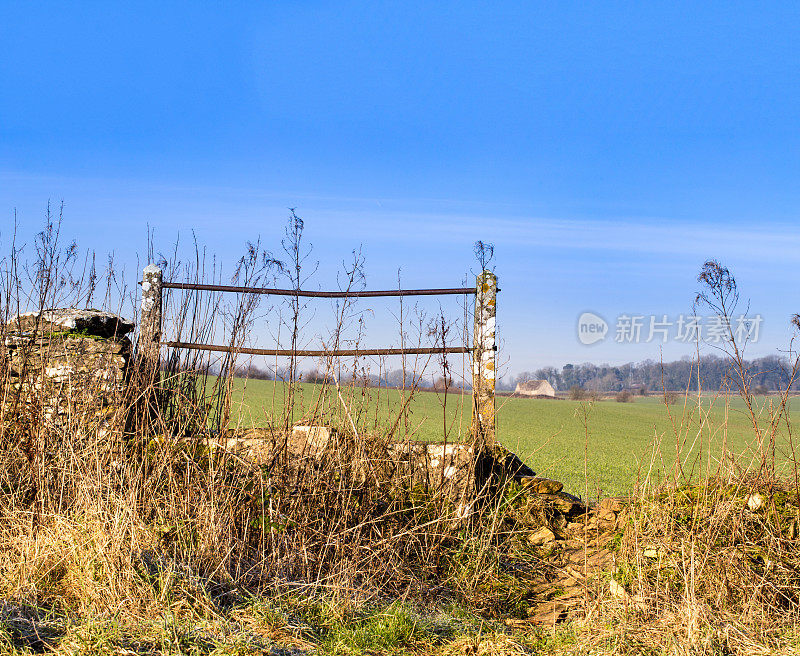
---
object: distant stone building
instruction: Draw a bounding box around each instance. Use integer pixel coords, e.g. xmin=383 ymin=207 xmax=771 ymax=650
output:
xmin=515 ymin=379 xmax=556 ymax=398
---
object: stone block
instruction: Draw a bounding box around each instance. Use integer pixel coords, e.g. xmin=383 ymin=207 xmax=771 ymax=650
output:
xmin=520 ymin=476 xmax=563 ymax=494
xmin=7 ymin=308 xmax=134 ymax=338
xmin=291 ymin=425 xmax=335 ymax=451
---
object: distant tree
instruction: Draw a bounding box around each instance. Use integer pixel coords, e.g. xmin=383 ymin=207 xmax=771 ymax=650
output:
xmin=663 ymin=391 xmax=679 ymax=405
xmin=508 ymin=354 xmax=794 ymax=395
xmin=569 ymin=385 xmax=586 ymax=400
xmin=304 ymin=368 xmax=326 ymax=384
xmin=235 ymin=363 xmax=273 ymax=380
xmin=561 ymin=363 xmax=576 ymax=389
xmin=432 ymin=375 xmax=453 ymax=392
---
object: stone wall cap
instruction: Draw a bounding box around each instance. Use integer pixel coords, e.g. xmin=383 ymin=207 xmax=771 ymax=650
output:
xmin=6 ymin=308 xmax=134 ymax=338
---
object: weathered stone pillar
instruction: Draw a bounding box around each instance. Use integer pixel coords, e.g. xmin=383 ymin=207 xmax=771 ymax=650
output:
xmin=139 ymin=264 xmax=163 ymax=380
xmin=2 ymin=309 xmax=134 ymax=429
xmin=472 ymin=270 xmax=497 ymax=447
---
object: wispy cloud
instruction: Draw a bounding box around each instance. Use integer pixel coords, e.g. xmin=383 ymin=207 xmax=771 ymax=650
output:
xmin=310 ymin=209 xmax=800 ymax=263
xmin=5 ymin=169 xmax=798 ymax=264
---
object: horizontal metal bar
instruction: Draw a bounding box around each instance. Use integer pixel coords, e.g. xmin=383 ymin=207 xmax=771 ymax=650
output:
xmin=163 ymin=341 xmax=472 ymax=357
xmin=161 ymin=282 xmax=476 ymax=298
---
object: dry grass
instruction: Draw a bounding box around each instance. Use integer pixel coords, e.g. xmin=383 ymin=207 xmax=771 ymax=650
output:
xmin=0 ymin=219 xmax=799 ymax=654
xmin=0 ymin=215 xmax=522 ymax=653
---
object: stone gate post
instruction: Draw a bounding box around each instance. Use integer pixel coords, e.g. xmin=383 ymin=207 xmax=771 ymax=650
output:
xmin=139 ymin=264 xmax=163 ymax=380
xmin=472 ymin=270 xmax=497 ymax=447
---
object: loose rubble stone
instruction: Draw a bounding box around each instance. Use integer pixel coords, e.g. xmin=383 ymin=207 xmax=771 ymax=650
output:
xmin=539 ymin=492 xmax=582 ymax=515
xmin=599 ymin=497 xmax=626 ymax=513
xmin=596 ymin=508 xmax=617 ymax=522
xmin=520 ymin=476 xmax=563 ymax=494
xmin=747 ymin=493 xmax=765 ymax=512
xmin=528 ymin=601 xmax=569 ymax=625
xmin=609 ymin=579 xmax=627 ymax=599
xmin=521 ymin=492 xmax=634 ymax=627
xmin=528 ymin=526 xmax=556 ymax=546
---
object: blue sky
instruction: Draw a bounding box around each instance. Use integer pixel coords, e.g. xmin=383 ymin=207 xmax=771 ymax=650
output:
xmin=2 ymin=2 xmax=799 ymax=376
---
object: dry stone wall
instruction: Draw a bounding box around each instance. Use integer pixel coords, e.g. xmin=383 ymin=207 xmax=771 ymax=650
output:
xmin=1 ymin=308 xmax=571 ymax=522
xmin=205 ymin=424 xmax=562 ymax=511
xmin=2 ymin=309 xmax=134 ymax=428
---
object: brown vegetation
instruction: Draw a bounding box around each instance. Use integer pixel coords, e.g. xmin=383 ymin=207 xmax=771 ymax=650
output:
xmin=0 ymin=217 xmax=798 ymax=654
xmin=614 ymin=390 xmax=633 ymax=403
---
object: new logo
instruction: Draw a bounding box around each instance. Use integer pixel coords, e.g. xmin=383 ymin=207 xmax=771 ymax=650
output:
xmin=577 ymin=312 xmax=608 ymax=345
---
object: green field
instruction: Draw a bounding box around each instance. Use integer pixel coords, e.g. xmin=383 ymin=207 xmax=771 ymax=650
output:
xmin=226 ymin=378 xmax=799 ymax=496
